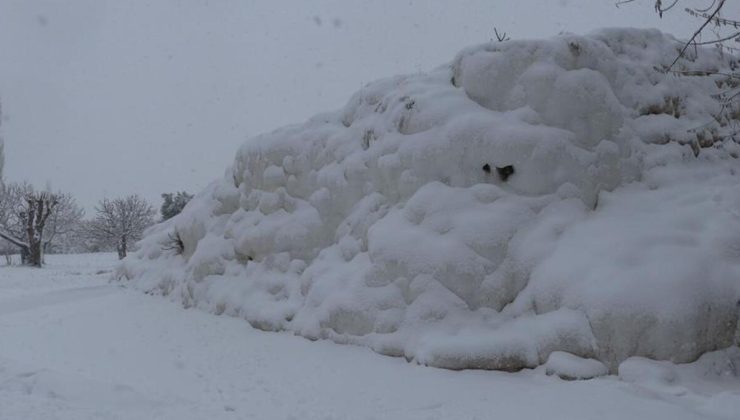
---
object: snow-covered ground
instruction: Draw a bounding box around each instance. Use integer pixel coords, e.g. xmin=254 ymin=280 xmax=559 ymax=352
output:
xmin=0 ymin=253 xmax=738 ymax=419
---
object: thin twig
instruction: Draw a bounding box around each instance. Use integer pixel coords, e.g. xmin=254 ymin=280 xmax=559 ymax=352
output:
xmin=668 ymin=0 xmax=726 ymax=71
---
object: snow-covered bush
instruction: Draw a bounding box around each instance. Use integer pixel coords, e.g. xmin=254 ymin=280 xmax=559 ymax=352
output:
xmin=118 ymin=29 xmax=740 ymax=372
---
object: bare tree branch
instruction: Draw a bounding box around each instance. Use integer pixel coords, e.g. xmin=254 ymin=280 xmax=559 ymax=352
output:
xmin=668 ymin=0 xmax=726 ymax=71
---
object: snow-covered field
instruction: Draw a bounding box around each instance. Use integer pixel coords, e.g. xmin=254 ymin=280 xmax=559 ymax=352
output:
xmin=0 ymin=253 xmax=738 ymax=419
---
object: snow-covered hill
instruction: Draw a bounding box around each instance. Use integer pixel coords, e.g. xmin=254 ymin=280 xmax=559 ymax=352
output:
xmin=119 ymin=28 xmax=740 ymax=372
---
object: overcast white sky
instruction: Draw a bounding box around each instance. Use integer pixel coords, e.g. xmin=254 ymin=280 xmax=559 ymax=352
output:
xmin=1 ymin=0 xmax=735 ymax=211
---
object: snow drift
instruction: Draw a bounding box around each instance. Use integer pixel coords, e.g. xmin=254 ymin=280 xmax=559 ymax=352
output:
xmin=119 ymin=28 xmax=740 ymax=371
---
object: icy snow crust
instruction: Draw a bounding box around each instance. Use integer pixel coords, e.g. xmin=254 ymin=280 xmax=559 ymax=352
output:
xmin=120 ymin=29 xmax=740 ymax=371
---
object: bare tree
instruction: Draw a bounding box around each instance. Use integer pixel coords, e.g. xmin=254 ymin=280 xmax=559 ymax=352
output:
xmin=87 ymin=195 xmax=156 ymax=259
xmin=71 ymin=219 xmax=113 ymax=253
xmin=0 ymin=182 xmax=59 ymax=267
xmin=42 ymin=193 xmax=84 ymax=254
xmin=0 ymin=183 xmax=84 ymax=265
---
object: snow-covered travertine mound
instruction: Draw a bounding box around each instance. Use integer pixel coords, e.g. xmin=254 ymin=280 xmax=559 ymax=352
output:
xmin=119 ymin=29 xmax=740 ymax=371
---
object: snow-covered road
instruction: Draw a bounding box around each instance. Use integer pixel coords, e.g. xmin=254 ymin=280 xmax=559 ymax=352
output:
xmin=0 ymin=254 xmax=738 ymax=420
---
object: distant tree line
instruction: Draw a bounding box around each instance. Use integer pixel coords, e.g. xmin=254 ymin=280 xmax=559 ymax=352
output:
xmin=0 ymin=185 xmax=191 ymax=267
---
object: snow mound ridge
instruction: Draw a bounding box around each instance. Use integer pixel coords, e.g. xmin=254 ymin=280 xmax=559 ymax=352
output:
xmin=119 ymin=28 xmax=740 ymax=372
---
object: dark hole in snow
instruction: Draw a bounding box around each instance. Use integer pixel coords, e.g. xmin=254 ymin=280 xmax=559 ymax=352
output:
xmin=482 ymin=163 xmax=491 ymax=174
xmin=569 ymin=41 xmax=581 ymax=56
xmin=497 ymin=165 xmax=515 ymax=181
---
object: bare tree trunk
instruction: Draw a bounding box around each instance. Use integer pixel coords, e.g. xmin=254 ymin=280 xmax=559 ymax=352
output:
xmin=42 ymin=242 xmax=50 ymax=264
xmin=27 ymin=236 xmax=43 ymax=267
xmin=117 ymin=235 xmax=127 ymax=260
xmin=23 ymin=194 xmax=57 ymax=267
xmin=20 ymin=246 xmax=29 ymax=265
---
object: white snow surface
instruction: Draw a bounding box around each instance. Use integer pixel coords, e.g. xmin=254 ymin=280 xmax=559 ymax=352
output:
xmin=545 ymin=351 xmax=608 ymax=380
xmin=119 ymin=29 xmax=740 ymax=371
xmin=2 ymin=254 xmax=740 ymax=419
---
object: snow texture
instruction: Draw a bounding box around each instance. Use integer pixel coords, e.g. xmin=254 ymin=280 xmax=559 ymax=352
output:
xmin=3 ymin=254 xmax=739 ymax=419
xmin=545 ymin=351 xmax=608 ymax=380
xmin=119 ymin=29 xmax=740 ymax=372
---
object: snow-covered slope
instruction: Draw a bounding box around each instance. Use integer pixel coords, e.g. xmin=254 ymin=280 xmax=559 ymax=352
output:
xmin=119 ymin=28 xmax=740 ymax=371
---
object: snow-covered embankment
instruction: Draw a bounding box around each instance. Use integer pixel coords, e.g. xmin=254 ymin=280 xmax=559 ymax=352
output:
xmin=119 ymin=28 xmax=740 ymax=372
